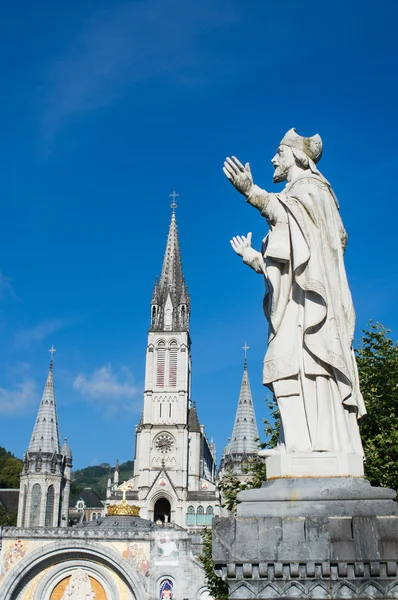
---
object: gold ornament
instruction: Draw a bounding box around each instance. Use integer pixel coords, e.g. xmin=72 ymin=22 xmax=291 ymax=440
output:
xmin=107 ymin=500 xmax=140 ymax=517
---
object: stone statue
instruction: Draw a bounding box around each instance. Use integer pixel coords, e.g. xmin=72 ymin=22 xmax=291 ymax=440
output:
xmin=224 ymin=128 xmax=366 ymax=457
xmin=60 ymin=569 xmax=96 ymax=599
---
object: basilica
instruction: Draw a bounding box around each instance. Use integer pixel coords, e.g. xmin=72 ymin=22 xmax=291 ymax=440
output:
xmin=0 ymin=204 xmax=259 ymax=600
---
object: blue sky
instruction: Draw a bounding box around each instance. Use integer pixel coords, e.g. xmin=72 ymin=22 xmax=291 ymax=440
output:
xmin=0 ymin=0 xmax=397 ymax=470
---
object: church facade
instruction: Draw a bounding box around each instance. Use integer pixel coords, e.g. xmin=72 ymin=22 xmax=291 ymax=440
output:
xmin=114 ymin=209 xmax=220 ymax=529
xmin=0 ymin=205 xmax=259 ymax=599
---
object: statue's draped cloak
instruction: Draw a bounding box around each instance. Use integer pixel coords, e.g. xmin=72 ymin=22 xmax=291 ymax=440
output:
xmin=252 ymin=174 xmax=365 ymax=436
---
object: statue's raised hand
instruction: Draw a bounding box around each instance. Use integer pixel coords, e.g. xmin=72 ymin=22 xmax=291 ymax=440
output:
xmin=223 ymin=156 xmax=253 ymax=197
xmin=230 ymin=233 xmax=253 ymax=257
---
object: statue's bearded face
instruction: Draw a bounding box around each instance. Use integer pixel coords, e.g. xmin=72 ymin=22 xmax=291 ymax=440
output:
xmin=271 ymin=145 xmax=295 ymax=183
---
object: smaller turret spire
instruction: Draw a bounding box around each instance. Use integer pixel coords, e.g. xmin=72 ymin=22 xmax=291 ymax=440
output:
xmin=228 ymin=354 xmax=259 ymax=454
xmin=219 ymin=350 xmax=259 ymax=479
xmin=28 ymin=352 xmax=60 ymax=454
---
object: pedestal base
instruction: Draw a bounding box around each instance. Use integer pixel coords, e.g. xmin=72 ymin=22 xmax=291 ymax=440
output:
xmin=237 ymin=476 xmax=397 ymax=517
xmin=266 ymin=451 xmax=364 ymax=479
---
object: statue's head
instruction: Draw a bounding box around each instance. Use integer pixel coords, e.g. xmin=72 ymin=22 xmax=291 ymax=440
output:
xmin=271 ymin=128 xmax=323 ymax=183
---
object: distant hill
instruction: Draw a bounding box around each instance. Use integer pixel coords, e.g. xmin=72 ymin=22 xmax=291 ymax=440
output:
xmin=71 ymin=461 xmax=134 ymax=500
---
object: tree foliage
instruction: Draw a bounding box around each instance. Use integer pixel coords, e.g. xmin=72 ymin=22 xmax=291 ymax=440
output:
xmin=218 ymin=457 xmax=267 ymax=513
xmin=71 ymin=460 xmax=134 ymax=499
xmin=356 ymin=322 xmax=398 ymax=491
xmin=0 ymin=447 xmax=23 ymax=489
xmin=199 ymin=528 xmax=229 ymax=600
xmin=218 ymin=396 xmax=279 ymax=514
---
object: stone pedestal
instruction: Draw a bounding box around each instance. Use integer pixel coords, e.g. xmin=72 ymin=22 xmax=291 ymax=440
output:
xmin=264 ymin=452 xmax=364 ymax=479
xmin=213 ymin=454 xmax=398 ymax=599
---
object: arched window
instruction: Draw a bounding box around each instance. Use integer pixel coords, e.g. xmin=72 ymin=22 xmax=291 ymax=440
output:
xmin=205 ymin=506 xmax=214 ymax=525
xmin=45 ymin=485 xmax=55 ymax=526
xmin=92 ymin=512 xmax=97 ymax=520
xmin=30 ymin=483 xmax=42 ymax=526
xmin=160 ymin=579 xmax=173 ymax=600
xmin=196 ymin=505 xmax=205 ymax=526
xmin=186 ymin=505 xmax=195 ymax=526
xmin=157 ymin=341 xmax=166 ymax=387
xmin=168 ymin=341 xmax=178 ymax=387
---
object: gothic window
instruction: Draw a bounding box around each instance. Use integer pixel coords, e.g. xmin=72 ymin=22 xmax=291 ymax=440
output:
xmin=30 ymin=483 xmax=42 ymax=526
xmin=168 ymin=341 xmax=178 ymax=387
xmin=156 ymin=341 xmax=166 ymax=387
xmin=196 ymin=505 xmax=205 ymax=526
xmin=205 ymin=506 xmax=214 ymax=525
xmin=186 ymin=505 xmax=195 ymax=526
xmin=160 ymin=579 xmax=173 ymax=600
xmin=45 ymin=485 xmax=55 ymax=527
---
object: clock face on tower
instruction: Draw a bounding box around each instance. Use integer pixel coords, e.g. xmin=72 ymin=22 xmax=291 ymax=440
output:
xmin=155 ymin=433 xmax=174 ymax=454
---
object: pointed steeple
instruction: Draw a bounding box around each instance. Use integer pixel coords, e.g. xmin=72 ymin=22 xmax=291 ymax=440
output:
xmin=150 ymin=204 xmax=190 ymax=331
xmin=28 ymin=358 xmax=60 ymax=454
xmin=18 ymin=352 xmax=72 ymax=528
xmin=228 ymin=359 xmax=259 ymax=455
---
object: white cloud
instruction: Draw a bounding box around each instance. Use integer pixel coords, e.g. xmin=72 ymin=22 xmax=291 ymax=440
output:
xmin=0 ymin=379 xmax=38 ymax=415
xmin=73 ymin=365 xmax=140 ymax=413
xmin=14 ymin=317 xmax=75 ymax=349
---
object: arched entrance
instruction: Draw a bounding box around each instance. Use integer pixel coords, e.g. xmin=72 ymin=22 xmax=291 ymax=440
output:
xmin=154 ymin=497 xmax=171 ymax=523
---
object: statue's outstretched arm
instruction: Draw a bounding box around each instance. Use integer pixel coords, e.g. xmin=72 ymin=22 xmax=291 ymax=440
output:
xmin=230 ymin=233 xmax=265 ymax=275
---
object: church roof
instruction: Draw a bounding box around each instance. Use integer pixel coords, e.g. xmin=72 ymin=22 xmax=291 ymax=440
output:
xmin=70 ymin=488 xmax=104 ymax=508
xmin=151 ymin=210 xmax=190 ymax=331
xmin=27 ymin=359 xmax=61 ymax=455
xmin=188 ymin=404 xmax=201 ymax=433
xmin=225 ymin=359 xmax=259 ymax=455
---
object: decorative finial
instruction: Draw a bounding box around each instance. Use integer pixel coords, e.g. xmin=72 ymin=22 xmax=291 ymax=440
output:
xmin=169 ymin=190 xmax=179 ymax=213
xmin=49 ymin=345 xmax=56 ymax=369
xmin=242 ymin=342 xmax=249 ymax=366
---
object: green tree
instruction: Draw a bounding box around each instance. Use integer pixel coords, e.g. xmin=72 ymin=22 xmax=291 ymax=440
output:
xmin=0 ymin=455 xmax=23 ymax=489
xmin=199 ymin=528 xmax=229 ymax=600
xmin=356 ymin=321 xmax=398 ymax=491
xmin=218 ymin=396 xmax=279 ymax=514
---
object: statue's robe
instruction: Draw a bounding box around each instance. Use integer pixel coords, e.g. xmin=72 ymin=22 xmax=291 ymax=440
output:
xmin=245 ymin=173 xmax=366 ymax=454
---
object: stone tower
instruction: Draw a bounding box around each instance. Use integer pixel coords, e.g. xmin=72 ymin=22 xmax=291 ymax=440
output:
xmin=131 ymin=207 xmax=219 ymax=528
xmin=17 ymin=357 xmax=72 ymax=528
xmin=219 ymin=357 xmax=259 ymax=479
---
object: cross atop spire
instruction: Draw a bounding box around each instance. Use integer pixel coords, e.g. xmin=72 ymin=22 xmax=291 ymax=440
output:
xmin=169 ymin=190 xmax=179 ymax=213
xmin=49 ymin=345 xmax=56 ymax=367
xmin=242 ymin=342 xmax=249 ymax=368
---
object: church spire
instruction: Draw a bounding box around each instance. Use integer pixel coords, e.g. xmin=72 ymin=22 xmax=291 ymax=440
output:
xmin=150 ymin=194 xmax=190 ymax=331
xmin=28 ymin=354 xmax=60 ymax=454
xmin=218 ymin=350 xmax=259 ymax=479
xmin=228 ymin=357 xmax=259 ymax=455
